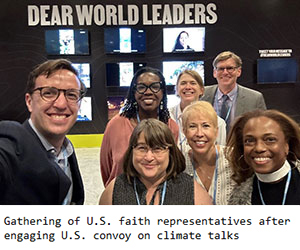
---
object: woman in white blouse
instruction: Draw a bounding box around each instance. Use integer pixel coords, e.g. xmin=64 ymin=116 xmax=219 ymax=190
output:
xmin=181 ymin=101 xmax=233 ymax=205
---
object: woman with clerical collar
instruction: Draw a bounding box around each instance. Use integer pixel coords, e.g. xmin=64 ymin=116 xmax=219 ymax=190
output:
xmin=226 ymin=109 xmax=300 ymax=205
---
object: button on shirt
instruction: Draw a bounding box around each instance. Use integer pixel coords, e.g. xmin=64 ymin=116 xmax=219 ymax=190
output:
xmin=28 ymin=119 xmax=74 ymax=205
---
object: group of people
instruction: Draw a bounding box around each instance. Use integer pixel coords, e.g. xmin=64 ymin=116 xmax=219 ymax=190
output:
xmin=1 ymin=51 xmax=299 ymax=205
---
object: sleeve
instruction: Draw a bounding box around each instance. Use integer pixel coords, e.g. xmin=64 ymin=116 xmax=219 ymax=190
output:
xmin=216 ymin=116 xmax=227 ymax=146
xmin=168 ymin=118 xmax=179 ymax=143
xmin=100 ymin=120 xmax=114 ymax=187
xmin=257 ymin=93 xmax=267 ymax=110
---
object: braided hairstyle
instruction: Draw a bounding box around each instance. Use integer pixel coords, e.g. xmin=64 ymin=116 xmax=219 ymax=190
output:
xmin=121 ymin=67 xmax=170 ymax=124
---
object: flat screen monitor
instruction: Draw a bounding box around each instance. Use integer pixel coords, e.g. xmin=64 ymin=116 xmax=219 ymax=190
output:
xmin=163 ymin=61 xmax=205 ymax=85
xmin=107 ymin=96 xmax=126 ymax=120
xmin=106 ymin=62 xmax=147 ymax=87
xmin=72 ymin=63 xmax=90 ymax=88
xmin=163 ymin=27 xmax=205 ymax=53
xmin=77 ymin=97 xmax=92 ymax=121
xmin=257 ymin=58 xmax=298 ymax=83
xmin=104 ymin=28 xmax=146 ymax=53
xmin=45 ymin=29 xmax=89 ymax=55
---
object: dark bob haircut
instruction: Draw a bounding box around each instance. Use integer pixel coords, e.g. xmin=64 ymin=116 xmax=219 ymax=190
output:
xmin=122 ymin=118 xmax=185 ymax=183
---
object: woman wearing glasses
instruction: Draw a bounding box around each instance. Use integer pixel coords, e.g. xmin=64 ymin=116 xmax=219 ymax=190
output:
xmin=100 ymin=67 xmax=179 ymax=187
xmin=99 ymin=119 xmax=212 ymax=205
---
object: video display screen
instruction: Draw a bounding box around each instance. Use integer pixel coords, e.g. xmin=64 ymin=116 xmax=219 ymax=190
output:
xmin=106 ymin=62 xmax=147 ymax=87
xmin=163 ymin=61 xmax=205 ymax=85
xmin=72 ymin=63 xmax=90 ymax=88
xmin=45 ymin=29 xmax=89 ymax=55
xmin=257 ymin=58 xmax=298 ymax=83
xmin=107 ymin=96 xmax=126 ymax=120
xmin=104 ymin=28 xmax=146 ymax=53
xmin=77 ymin=97 xmax=92 ymax=122
xmin=163 ymin=27 xmax=205 ymax=53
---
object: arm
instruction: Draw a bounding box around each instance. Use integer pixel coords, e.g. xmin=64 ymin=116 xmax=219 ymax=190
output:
xmin=194 ymin=179 xmax=213 ymax=205
xmin=257 ymin=93 xmax=267 ymax=110
xmin=99 ymin=178 xmax=115 ymax=205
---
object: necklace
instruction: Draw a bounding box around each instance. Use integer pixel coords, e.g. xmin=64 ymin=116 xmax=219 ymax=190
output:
xmin=192 ymin=146 xmax=219 ymax=204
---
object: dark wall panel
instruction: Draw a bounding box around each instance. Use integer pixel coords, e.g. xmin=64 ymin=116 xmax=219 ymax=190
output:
xmin=0 ymin=0 xmax=300 ymax=134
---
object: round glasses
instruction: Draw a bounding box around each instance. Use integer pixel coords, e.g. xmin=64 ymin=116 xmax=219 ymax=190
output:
xmin=32 ymin=86 xmax=86 ymax=103
xmin=135 ymin=82 xmax=162 ymax=94
xmin=133 ymin=144 xmax=169 ymax=157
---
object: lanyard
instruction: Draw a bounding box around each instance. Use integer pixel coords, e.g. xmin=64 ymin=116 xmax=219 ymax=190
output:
xmin=175 ymin=105 xmax=186 ymax=151
xmin=133 ymin=178 xmax=167 ymax=205
xmin=215 ymin=90 xmax=238 ymax=123
xmin=192 ymin=146 xmax=219 ymax=204
xmin=257 ymin=169 xmax=292 ymax=205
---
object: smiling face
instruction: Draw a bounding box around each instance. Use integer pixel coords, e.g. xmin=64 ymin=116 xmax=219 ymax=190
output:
xmin=134 ymin=72 xmax=163 ymax=118
xmin=184 ymin=112 xmax=218 ymax=156
xmin=179 ymin=32 xmax=189 ymax=48
xmin=177 ymin=73 xmax=204 ymax=107
xmin=25 ymin=69 xmax=81 ymax=146
xmin=243 ymin=116 xmax=289 ymax=174
xmin=213 ymin=58 xmax=241 ymax=93
xmin=133 ymin=132 xmax=169 ymax=185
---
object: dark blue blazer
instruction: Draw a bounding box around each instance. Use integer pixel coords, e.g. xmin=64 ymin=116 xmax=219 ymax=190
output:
xmin=0 ymin=120 xmax=84 ymax=205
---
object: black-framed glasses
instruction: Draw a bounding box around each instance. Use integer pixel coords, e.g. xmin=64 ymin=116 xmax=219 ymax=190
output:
xmin=215 ymin=66 xmax=239 ymax=73
xmin=32 ymin=86 xmax=86 ymax=103
xmin=135 ymin=82 xmax=162 ymax=94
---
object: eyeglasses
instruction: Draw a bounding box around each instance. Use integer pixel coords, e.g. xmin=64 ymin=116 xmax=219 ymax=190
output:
xmin=32 ymin=86 xmax=86 ymax=103
xmin=215 ymin=66 xmax=239 ymax=73
xmin=135 ymin=82 xmax=162 ymax=94
xmin=133 ymin=144 xmax=169 ymax=156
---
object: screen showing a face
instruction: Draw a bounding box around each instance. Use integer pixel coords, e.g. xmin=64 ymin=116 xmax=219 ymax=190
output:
xmin=257 ymin=58 xmax=298 ymax=83
xmin=163 ymin=61 xmax=204 ymax=85
xmin=104 ymin=28 xmax=146 ymax=53
xmin=106 ymin=62 xmax=146 ymax=87
xmin=72 ymin=63 xmax=90 ymax=88
xmin=163 ymin=27 xmax=205 ymax=53
xmin=45 ymin=29 xmax=89 ymax=55
xmin=77 ymin=97 xmax=92 ymax=122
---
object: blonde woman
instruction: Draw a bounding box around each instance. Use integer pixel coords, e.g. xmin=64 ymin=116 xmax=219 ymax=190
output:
xmin=182 ymin=101 xmax=233 ymax=205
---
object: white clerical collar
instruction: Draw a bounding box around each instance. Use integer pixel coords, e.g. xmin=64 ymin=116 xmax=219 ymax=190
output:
xmin=255 ymin=160 xmax=291 ymax=183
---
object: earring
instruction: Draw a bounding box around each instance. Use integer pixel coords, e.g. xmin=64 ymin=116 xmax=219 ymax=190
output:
xmin=160 ymin=101 xmax=163 ymax=110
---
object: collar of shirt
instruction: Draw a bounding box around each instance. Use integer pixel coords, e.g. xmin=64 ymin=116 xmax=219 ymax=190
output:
xmin=216 ymin=84 xmax=238 ymax=101
xmin=28 ymin=118 xmax=73 ymax=158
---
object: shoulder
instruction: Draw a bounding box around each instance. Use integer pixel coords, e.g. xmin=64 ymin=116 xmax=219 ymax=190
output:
xmin=238 ymin=84 xmax=263 ymax=97
xmin=168 ymin=105 xmax=178 ymax=120
xmin=104 ymin=115 xmax=132 ymax=132
xmin=99 ymin=178 xmax=116 ymax=205
xmin=204 ymin=84 xmax=218 ymax=92
xmin=228 ymin=176 xmax=254 ymax=205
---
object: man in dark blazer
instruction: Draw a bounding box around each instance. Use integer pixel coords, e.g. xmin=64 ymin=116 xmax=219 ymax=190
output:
xmin=0 ymin=59 xmax=86 ymax=205
xmin=202 ymin=51 xmax=266 ymax=130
